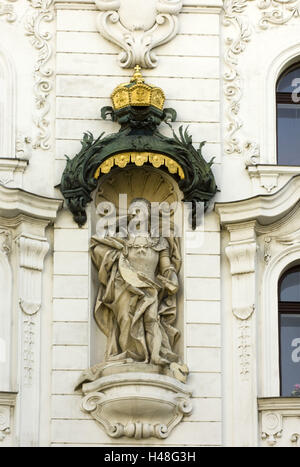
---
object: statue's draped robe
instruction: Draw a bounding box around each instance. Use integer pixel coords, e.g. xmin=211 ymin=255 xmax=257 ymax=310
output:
xmin=90 ymin=235 xmax=181 ymax=364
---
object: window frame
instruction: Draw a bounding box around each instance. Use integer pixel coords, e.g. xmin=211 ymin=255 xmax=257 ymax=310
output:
xmin=278 ymin=265 xmax=300 ymax=396
xmin=276 ymin=63 xmax=300 ymax=166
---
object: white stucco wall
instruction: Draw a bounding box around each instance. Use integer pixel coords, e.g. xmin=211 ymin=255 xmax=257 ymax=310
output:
xmin=1 ymin=0 xmax=300 ymax=447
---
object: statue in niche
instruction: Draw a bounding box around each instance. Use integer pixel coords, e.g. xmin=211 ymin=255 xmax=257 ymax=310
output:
xmin=76 ymin=198 xmax=188 ymax=388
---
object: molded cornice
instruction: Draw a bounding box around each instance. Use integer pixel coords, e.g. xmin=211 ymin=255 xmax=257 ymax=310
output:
xmin=215 ymin=174 xmax=300 ymax=226
xmin=0 ymin=184 xmax=63 ymax=221
xmin=54 ymin=0 xmax=223 ymax=11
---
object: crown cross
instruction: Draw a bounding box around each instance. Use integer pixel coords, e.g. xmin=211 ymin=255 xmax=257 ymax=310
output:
xmin=130 ymin=65 xmax=144 ymax=84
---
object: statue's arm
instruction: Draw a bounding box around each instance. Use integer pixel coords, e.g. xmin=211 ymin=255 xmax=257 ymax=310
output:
xmin=159 ymin=251 xmax=179 ymax=293
xmin=90 ymin=236 xmax=124 ymax=269
xmin=91 ymin=243 xmax=108 ymax=269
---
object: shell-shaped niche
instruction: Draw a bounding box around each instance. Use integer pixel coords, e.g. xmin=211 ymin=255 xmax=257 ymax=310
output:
xmin=95 ymin=166 xmax=179 ymax=214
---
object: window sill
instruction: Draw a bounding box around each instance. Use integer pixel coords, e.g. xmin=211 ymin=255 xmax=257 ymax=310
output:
xmin=258 ymin=397 xmax=300 ymax=447
xmin=247 ymin=164 xmax=300 ymax=195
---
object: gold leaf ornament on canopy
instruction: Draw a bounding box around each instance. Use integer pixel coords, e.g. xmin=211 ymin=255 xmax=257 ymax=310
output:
xmin=94 ymin=152 xmax=185 ymax=180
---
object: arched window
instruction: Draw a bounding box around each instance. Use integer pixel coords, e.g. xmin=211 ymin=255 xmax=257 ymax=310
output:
xmin=278 ymin=266 xmax=300 ymax=397
xmin=276 ymin=64 xmax=300 ymax=166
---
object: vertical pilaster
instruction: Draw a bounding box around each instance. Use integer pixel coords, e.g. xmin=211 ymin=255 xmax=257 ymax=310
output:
xmin=225 ymin=221 xmax=258 ymax=446
xmin=17 ymin=233 xmax=49 ymax=447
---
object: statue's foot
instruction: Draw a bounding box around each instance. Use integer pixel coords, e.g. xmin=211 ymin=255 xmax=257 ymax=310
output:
xmin=150 ymin=356 xmax=169 ymax=366
xmin=170 ymin=362 xmax=189 ymax=383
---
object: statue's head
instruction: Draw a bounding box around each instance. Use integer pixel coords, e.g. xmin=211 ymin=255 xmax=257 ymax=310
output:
xmin=129 ymin=198 xmax=151 ymax=214
xmin=128 ymin=198 xmax=151 ymax=236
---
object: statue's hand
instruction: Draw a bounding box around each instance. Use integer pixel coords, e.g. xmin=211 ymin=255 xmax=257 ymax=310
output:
xmin=137 ymin=272 xmax=161 ymax=290
xmin=157 ymin=274 xmax=178 ymax=294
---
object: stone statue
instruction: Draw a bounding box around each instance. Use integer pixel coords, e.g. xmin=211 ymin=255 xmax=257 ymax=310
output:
xmin=76 ymin=198 xmax=188 ymax=387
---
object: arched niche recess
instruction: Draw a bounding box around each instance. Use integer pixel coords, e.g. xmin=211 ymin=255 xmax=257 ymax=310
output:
xmin=89 ymin=165 xmax=184 ymax=367
xmin=60 ymin=69 xmax=218 ymax=440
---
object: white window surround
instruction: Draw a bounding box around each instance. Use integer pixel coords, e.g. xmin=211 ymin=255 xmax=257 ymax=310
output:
xmin=215 ymin=174 xmax=300 ymax=444
xmin=246 ymin=44 xmax=300 ymax=194
xmin=262 ymin=43 xmax=300 ymax=166
xmin=261 ymin=246 xmax=300 ymax=398
xmin=0 ymin=46 xmax=16 ymax=159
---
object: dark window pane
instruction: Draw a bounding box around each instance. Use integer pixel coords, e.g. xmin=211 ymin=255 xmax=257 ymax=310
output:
xmin=277 ymin=68 xmax=300 ymax=94
xmin=280 ymin=314 xmax=300 ymax=396
xmin=280 ymin=269 xmax=300 ymax=302
xmin=277 ymin=103 xmax=300 ymax=165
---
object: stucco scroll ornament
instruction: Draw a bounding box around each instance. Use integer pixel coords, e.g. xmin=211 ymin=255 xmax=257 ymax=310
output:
xmin=0 ymin=407 xmax=11 ymax=442
xmin=0 ymin=0 xmax=17 ymax=22
xmin=223 ymin=0 xmax=254 ymax=155
xmin=95 ymin=0 xmax=182 ymax=68
xmin=81 ymin=382 xmax=192 ymax=440
xmin=244 ymin=141 xmax=260 ymax=167
xmin=0 ymin=229 xmax=11 ymax=256
xmin=258 ymin=0 xmax=300 ymax=29
xmin=261 ymin=412 xmax=283 ymax=446
xmin=25 ymin=0 xmax=54 ymax=150
xmin=291 ymin=433 xmax=300 ymax=447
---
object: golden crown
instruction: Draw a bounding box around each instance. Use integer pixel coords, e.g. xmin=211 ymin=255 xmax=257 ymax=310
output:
xmin=111 ymin=66 xmax=165 ymax=111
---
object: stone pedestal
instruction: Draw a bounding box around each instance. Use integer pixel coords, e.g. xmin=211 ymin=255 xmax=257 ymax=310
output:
xmin=80 ymin=372 xmax=192 ymax=440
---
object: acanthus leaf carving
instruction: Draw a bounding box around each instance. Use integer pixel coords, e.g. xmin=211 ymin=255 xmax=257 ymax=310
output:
xmin=25 ymin=0 xmax=54 ymax=150
xmin=261 ymin=411 xmax=283 ymax=446
xmin=244 ymin=141 xmax=260 ymax=167
xmin=16 ymin=134 xmax=32 ymax=160
xmin=0 ymin=0 xmax=17 ymax=23
xmin=291 ymin=432 xmax=300 ymax=447
xmin=223 ymin=0 xmax=253 ymax=155
xmin=0 ymin=229 xmax=12 ymax=256
xmin=0 ymin=407 xmax=11 ymax=442
xmin=258 ymin=0 xmax=300 ymax=29
xmin=222 ymin=0 xmax=300 ymax=159
xmin=95 ymin=0 xmax=182 ymax=68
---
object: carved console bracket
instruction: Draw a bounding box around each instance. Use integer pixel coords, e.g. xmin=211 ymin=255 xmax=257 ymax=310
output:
xmin=60 ymin=68 xmax=217 ymax=228
xmin=80 ymin=372 xmax=192 ymax=440
xmin=259 ymin=398 xmax=300 ymax=447
xmin=94 ymin=0 xmax=182 ymax=68
xmin=18 ymin=235 xmax=49 ymax=317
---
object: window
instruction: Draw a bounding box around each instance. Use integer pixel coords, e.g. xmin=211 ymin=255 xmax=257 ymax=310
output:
xmin=278 ymin=266 xmax=300 ymax=397
xmin=276 ymin=64 xmax=300 ymax=166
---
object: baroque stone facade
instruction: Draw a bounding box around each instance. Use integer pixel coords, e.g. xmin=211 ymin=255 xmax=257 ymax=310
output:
xmin=0 ymin=0 xmax=300 ymax=447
